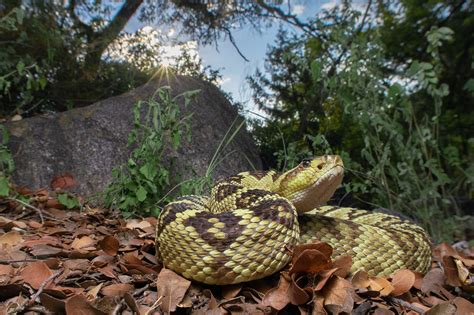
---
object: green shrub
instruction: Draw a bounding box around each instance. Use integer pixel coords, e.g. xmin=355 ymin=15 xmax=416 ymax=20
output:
xmin=103 ymin=87 xmax=199 ymax=217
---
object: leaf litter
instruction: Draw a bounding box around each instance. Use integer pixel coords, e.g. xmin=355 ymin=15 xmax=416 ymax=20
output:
xmin=0 ymin=187 xmax=473 ymax=314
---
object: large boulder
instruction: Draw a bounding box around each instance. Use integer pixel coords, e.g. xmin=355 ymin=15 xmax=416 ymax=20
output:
xmin=5 ymin=75 xmax=261 ymax=197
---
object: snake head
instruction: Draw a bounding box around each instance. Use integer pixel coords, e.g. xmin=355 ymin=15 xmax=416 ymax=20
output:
xmin=275 ymin=155 xmax=344 ymax=213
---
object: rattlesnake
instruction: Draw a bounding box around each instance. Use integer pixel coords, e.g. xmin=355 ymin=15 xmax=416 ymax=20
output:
xmin=156 ymin=155 xmax=432 ymax=285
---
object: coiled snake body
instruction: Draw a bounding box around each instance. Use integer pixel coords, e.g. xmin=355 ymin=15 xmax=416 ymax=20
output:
xmin=156 ymin=156 xmax=432 ymax=285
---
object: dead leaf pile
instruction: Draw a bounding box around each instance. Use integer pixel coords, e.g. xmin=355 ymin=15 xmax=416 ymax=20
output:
xmin=0 ymin=187 xmax=473 ymax=314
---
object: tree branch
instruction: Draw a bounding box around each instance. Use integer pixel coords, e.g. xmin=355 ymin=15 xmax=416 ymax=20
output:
xmin=84 ymin=0 xmax=144 ymax=70
xmin=223 ymin=27 xmax=249 ymax=62
xmin=255 ymin=0 xmax=319 ymax=36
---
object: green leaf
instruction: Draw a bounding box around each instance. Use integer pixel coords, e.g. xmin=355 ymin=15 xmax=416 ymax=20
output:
xmin=310 ymin=60 xmax=322 ymax=81
xmin=0 ymin=176 xmax=9 ymax=196
xmin=16 ymin=61 xmax=25 ymax=74
xmin=136 ymin=185 xmax=147 ymax=202
xmin=139 ymin=163 xmax=156 ymax=180
xmin=58 ymin=193 xmax=80 ymax=209
xmin=15 ymin=8 xmax=24 ymax=24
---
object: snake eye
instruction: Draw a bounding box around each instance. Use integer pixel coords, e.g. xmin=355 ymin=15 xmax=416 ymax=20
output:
xmin=301 ymin=158 xmax=312 ymax=167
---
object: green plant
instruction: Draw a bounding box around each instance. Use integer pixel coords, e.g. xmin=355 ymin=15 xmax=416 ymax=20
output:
xmin=327 ymin=26 xmax=473 ymax=241
xmin=58 ymin=193 xmax=80 ymax=209
xmin=104 ymin=87 xmax=199 ymax=217
xmin=0 ymin=125 xmax=14 ymax=197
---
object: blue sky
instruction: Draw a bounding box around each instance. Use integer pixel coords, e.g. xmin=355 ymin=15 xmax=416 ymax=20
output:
xmin=123 ymin=1 xmax=344 ymax=112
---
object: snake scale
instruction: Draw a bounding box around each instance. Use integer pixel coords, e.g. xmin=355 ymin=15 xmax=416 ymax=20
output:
xmin=155 ymin=155 xmax=432 ymax=285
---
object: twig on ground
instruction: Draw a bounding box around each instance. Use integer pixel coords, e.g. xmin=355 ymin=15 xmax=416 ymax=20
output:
xmin=387 ymin=296 xmax=427 ymax=314
xmin=8 ymin=197 xmax=44 ymax=224
xmin=0 ymin=258 xmax=40 ymax=264
xmin=145 ymin=296 xmax=162 ymax=315
xmin=15 ymin=269 xmax=64 ymax=313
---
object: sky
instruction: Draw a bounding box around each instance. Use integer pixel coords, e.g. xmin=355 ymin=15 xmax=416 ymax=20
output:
xmin=122 ymin=1 xmax=354 ymax=113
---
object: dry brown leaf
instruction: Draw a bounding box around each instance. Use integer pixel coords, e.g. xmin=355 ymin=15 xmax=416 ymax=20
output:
xmin=121 ymin=253 xmax=142 ymax=265
xmin=0 ymin=231 xmax=23 ymax=246
xmin=413 ymin=271 xmax=425 ymax=290
xmin=332 ymin=256 xmax=352 ymax=278
xmin=70 ymin=236 xmax=95 ymax=250
xmin=39 ymin=292 xmax=66 ymax=314
xmin=421 ymin=268 xmax=446 ymax=295
xmin=453 ymin=297 xmax=474 ymax=315
xmin=0 ymin=265 xmax=14 ymax=277
xmin=292 ymin=242 xmax=333 ymax=265
xmin=313 ymin=294 xmax=328 ymax=315
xmin=289 ymin=249 xmax=332 ymax=275
xmin=98 ymin=265 xmax=117 ymax=279
xmin=50 ymin=173 xmax=76 ymax=190
xmin=262 ymin=272 xmax=292 ymax=310
xmin=443 ymin=256 xmax=463 ymax=287
xmin=390 ymin=269 xmax=416 ymax=296
xmin=322 ymin=276 xmax=354 ymax=314
xmin=352 ymin=270 xmax=371 ymax=289
xmin=126 ymin=220 xmax=152 ymax=230
xmin=369 ymin=277 xmax=394 ymax=296
xmin=101 ymin=283 xmax=133 ymax=297
xmin=86 ymin=283 xmax=104 ymax=299
xmin=221 ymin=283 xmax=243 ymax=299
xmin=373 ymin=308 xmax=395 ymax=315
xmin=99 ymin=235 xmax=119 ymax=256
xmin=91 ymin=255 xmax=115 ymax=267
xmin=435 ymin=243 xmax=458 ymax=258
xmin=314 ymin=268 xmax=339 ymax=291
xmin=454 ymin=258 xmax=470 ymax=284
xmin=20 ymin=261 xmax=54 ymax=290
xmin=65 ymin=294 xmax=107 ymax=315
xmin=156 ymin=268 xmax=191 ymax=313
xmin=289 ymin=274 xmax=311 ymax=305
xmin=426 ymin=302 xmax=457 ymax=315
xmin=123 ymin=292 xmax=141 ymax=314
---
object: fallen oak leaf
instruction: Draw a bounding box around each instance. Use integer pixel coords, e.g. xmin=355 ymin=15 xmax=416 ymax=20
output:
xmin=262 ymin=272 xmax=292 ymax=310
xmin=0 ymin=231 xmax=23 ymax=246
xmin=453 ymin=297 xmax=474 ymax=314
xmin=443 ymin=256 xmax=464 ymax=287
xmin=369 ymin=277 xmax=394 ymax=296
xmin=322 ymin=276 xmax=354 ymax=314
xmin=289 ymin=249 xmax=332 ymax=275
xmin=292 ymin=242 xmax=333 ymax=265
xmin=332 ymin=256 xmax=352 ymax=278
xmin=314 ymin=268 xmax=339 ymax=291
xmin=65 ymin=294 xmax=107 ymax=315
xmin=50 ymin=172 xmax=76 ymax=190
xmin=289 ymin=273 xmax=311 ymax=305
xmin=421 ymin=268 xmax=446 ymax=295
xmin=70 ymin=236 xmax=95 ymax=250
xmin=99 ymin=235 xmax=119 ymax=256
xmin=20 ymin=261 xmax=54 ymax=290
xmin=156 ymin=268 xmax=191 ymax=313
xmin=101 ymin=283 xmax=134 ymax=297
xmin=390 ymin=269 xmax=416 ymax=297
xmin=351 ymin=270 xmax=371 ymax=289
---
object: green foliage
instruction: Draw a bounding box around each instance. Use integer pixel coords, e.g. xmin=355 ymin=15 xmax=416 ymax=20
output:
xmin=327 ymin=25 xmax=472 ymax=241
xmin=58 ymin=193 xmax=80 ymax=209
xmin=103 ymin=87 xmax=199 ymax=217
xmin=0 ymin=125 xmax=14 ymax=197
xmin=0 ymin=7 xmax=48 ymax=116
xmin=249 ymin=2 xmax=473 ymax=242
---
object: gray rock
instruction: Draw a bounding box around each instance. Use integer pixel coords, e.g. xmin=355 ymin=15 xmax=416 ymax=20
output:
xmin=4 ymin=75 xmax=261 ymax=198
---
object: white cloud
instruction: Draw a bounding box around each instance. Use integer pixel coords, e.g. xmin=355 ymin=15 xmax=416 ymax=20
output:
xmin=321 ymin=0 xmax=338 ymax=10
xmin=292 ymin=5 xmax=305 ymax=15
